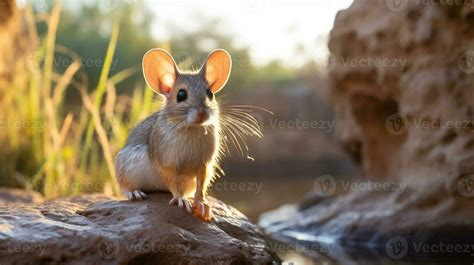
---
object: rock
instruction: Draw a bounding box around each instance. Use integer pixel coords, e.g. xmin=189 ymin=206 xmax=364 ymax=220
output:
xmin=260 ymin=0 xmax=474 ymax=263
xmin=0 ymin=187 xmax=44 ymax=205
xmin=0 ymin=192 xmax=280 ymax=264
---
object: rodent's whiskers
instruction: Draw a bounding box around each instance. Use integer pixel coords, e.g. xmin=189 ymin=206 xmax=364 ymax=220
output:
xmin=163 ymin=106 xmax=189 ymax=125
xmin=218 ymin=102 xmax=271 ymax=159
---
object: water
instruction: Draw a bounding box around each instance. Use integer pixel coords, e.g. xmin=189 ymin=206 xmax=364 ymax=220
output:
xmin=212 ymin=175 xmax=474 ymax=265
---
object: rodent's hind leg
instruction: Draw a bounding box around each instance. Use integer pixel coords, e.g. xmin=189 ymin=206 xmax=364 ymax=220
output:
xmin=192 ymin=165 xmax=213 ymax=221
xmin=192 ymin=198 xmax=212 ymax=221
xmin=160 ymin=169 xmax=195 ymax=213
xmin=127 ymin=190 xmax=148 ymax=201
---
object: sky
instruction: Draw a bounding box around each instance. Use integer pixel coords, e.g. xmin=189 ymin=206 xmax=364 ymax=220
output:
xmin=148 ymin=0 xmax=353 ymax=67
xmin=21 ymin=0 xmax=353 ymax=68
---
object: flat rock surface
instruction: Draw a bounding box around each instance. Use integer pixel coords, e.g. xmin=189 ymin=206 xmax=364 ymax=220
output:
xmin=0 ymin=192 xmax=279 ymax=264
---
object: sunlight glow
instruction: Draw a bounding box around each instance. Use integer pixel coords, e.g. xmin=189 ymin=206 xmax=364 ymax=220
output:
xmin=149 ymin=0 xmax=353 ymax=67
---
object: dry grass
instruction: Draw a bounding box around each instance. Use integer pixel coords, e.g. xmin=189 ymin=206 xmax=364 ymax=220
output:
xmin=0 ymin=4 xmax=161 ymax=198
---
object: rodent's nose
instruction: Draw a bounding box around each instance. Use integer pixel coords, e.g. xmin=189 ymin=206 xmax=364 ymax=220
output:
xmin=197 ymin=108 xmax=206 ymax=117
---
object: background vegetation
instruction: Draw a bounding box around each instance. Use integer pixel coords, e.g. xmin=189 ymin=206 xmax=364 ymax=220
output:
xmin=0 ymin=1 xmax=349 ymax=207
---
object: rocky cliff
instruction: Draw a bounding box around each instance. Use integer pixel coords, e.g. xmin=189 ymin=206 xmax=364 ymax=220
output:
xmin=260 ymin=0 xmax=474 ymax=263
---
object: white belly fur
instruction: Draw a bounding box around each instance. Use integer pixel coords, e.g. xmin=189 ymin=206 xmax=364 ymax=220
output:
xmin=115 ymin=144 xmax=167 ymax=192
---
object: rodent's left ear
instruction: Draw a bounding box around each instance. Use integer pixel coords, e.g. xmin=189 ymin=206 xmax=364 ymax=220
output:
xmin=142 ymin=48 xmax=178 ymax=96
xmin=200 ymin=49 xmax=232 ymax=93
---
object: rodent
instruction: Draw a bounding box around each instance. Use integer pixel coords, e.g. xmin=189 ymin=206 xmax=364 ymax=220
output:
xmin=115 ymin=49 xmax=232 ymax=221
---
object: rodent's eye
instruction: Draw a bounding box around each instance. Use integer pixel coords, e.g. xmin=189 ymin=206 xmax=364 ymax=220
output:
xmin=206 ymin=88 xmax=214 ymax=100
xmin=177 ymin=89 xmax=187 ymax=102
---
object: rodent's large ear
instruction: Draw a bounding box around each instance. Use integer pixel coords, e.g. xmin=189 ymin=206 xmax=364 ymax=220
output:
xmin=200 ymin=49 xmax=232 ymax=93
xmin=142 ymin=48 xmax=177 ymax=95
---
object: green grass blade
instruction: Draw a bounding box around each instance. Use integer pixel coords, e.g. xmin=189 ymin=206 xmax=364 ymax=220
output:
xmin=81 ymin=17 xmax=121 ymax=172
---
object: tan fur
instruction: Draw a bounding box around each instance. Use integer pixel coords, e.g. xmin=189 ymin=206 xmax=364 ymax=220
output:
xmin=114 ymin=49 xmax=231 ymax=220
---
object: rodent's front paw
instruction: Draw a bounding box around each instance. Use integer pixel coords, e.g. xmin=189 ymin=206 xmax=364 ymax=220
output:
xmin=192 ymin=198 xmax=213 ymax=221
xmin=169 ymin=196 xmax=192 ymax=213
xmin=127 ymin=190 xmax=148 ymax=201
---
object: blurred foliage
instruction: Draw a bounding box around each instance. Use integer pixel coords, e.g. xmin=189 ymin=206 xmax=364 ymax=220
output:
xmin=0 ymin=3 xmax=160 ymax=197
xmin=37 ymin=1 xmax=299 ymax=96
xmin=0 ymin=1 xmax=310 ymax=197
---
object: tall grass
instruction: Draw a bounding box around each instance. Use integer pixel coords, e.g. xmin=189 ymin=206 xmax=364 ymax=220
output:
xmin=0 ymin=4 xmax=160 ymax=198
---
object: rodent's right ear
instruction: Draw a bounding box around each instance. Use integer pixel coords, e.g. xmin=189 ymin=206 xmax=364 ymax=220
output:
xmin=142 ymin=49 xmax=178 ymax=95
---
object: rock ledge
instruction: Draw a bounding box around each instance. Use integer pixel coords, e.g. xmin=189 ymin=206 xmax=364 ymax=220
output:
xmin=0 ymin=192 xmax=279 ymax=264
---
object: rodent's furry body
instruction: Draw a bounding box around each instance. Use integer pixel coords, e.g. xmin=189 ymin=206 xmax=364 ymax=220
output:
xmin=115 ymin=110 xmax=219 ymax=198
xmin=114 ymin=49 xmax=231 ymax=221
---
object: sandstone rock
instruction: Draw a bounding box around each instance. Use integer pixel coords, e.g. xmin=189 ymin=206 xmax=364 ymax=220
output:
xmin=260 ymin=0 xmax=474 ymax=263
xmin=0 ymin=192 xmax=280 ymax=264
xmin=0 ymin=188 xmax=44 ymax=205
